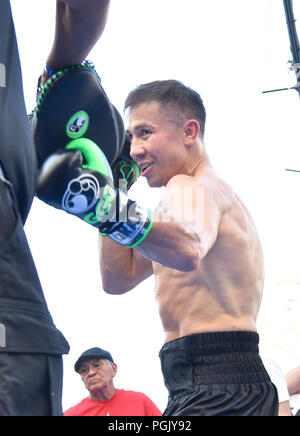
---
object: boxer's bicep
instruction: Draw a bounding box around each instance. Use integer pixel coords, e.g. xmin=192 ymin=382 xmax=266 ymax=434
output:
xmin=133 ymin=176 xmax=223 ymax=271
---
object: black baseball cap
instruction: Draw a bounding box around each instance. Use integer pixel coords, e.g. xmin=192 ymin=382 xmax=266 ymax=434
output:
xmin=75 ymin=347 xmax=114 ymax=373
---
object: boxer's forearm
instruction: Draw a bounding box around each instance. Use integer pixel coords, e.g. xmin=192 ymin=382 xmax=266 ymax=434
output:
xmin=286 ymin=366 xmax=300 ymax=395
xmin=100 ymin=213 xmax=202 ymax=293
xmin=46 ymin=0 xmax=111 ymax=72
xmin=99 ymin=236 xmax=153 ymax=295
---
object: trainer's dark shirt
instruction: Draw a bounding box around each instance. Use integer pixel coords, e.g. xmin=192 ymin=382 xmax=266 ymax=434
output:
xmin=0 ymin=0 xmax=69 ymax=355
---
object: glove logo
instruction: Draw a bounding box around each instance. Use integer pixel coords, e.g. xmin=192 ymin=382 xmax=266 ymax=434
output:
xmin=66 ymin=111 xmax=90 ymax=139
xmin=62 ymin=174 xmax=100 ymax=214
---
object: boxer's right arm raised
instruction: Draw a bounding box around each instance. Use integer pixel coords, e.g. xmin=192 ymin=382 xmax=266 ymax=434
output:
xmin=99 ymin=174 xmax=224 ymax=294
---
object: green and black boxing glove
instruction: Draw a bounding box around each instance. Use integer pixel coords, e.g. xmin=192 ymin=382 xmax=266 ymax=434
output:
xmin=111 ymin=134 xmax=140 ymax=192
xmin=37 ymin=139 xmax=153 ymax=248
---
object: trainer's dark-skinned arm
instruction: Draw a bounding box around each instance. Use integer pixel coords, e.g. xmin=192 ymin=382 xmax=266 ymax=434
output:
xmin=42 ymin=0 xmax=111 ymax=82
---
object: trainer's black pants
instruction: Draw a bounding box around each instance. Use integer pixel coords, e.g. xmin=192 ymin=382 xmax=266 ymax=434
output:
xmin=0 ymin=353 xmax=64 ymax=416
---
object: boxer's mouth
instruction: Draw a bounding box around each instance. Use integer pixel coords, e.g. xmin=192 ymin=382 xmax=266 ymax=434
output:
xmin=139 ymin=162 xmax=153 ymax=176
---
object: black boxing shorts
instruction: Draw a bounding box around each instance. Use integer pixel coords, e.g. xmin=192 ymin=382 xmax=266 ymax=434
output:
xmin=159 ymin=331 xmax=279 ymax=416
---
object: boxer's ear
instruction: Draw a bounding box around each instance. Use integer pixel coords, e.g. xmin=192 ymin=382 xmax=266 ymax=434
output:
xmin=183 ymin=119 xmax=200 ymax=146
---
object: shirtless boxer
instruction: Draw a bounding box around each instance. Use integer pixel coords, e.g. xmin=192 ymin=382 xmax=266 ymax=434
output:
xmin=98 ymin=80 xmax=279 ymax=416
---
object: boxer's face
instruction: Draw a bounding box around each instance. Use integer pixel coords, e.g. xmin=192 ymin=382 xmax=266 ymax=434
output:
xmin=127 ymin=101 xmax=187 ymax=187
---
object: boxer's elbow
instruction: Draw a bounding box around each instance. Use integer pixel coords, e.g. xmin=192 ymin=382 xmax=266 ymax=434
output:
xmin=103 ymin=285 xmax=134 ymax=295
xmin=179 ymin=249 xmax=201 ymax=272
xmin=159 ymin=234 xmax=203 ymax=272
xmin=101 ymin=270 xmax=140 ymax=295
xmin=101 ymin=278 xmax=134 ymax=295
xmin=99 ymin=255 xmax=135 ymax=295
xmin=178 ymin=230 xmax=204 ymax=271
xmin=181 ymin=254 xmax=200 ymax=272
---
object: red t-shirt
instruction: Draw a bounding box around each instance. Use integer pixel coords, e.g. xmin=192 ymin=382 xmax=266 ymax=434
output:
xmin=64 ymin=389 xmax=162 ymax=416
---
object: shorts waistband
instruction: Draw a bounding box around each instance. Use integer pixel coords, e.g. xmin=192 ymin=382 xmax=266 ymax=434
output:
xmin=159 ymin=331 xmax=271 ymax=395
xmin=160 ymin=331 xmax=260 ymax=356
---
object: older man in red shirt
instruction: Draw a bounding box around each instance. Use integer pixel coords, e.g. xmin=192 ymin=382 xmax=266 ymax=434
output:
xmin=64 ymin=348 xmax=162 ymax=417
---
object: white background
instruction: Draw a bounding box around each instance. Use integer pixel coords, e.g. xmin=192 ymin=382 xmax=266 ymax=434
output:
xmin=9 ymin=0 xmax=300 ymax=412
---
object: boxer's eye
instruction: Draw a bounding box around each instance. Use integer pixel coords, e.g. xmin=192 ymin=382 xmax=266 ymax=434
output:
xmin=141 ymin=129 xmax=151 ymax=137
